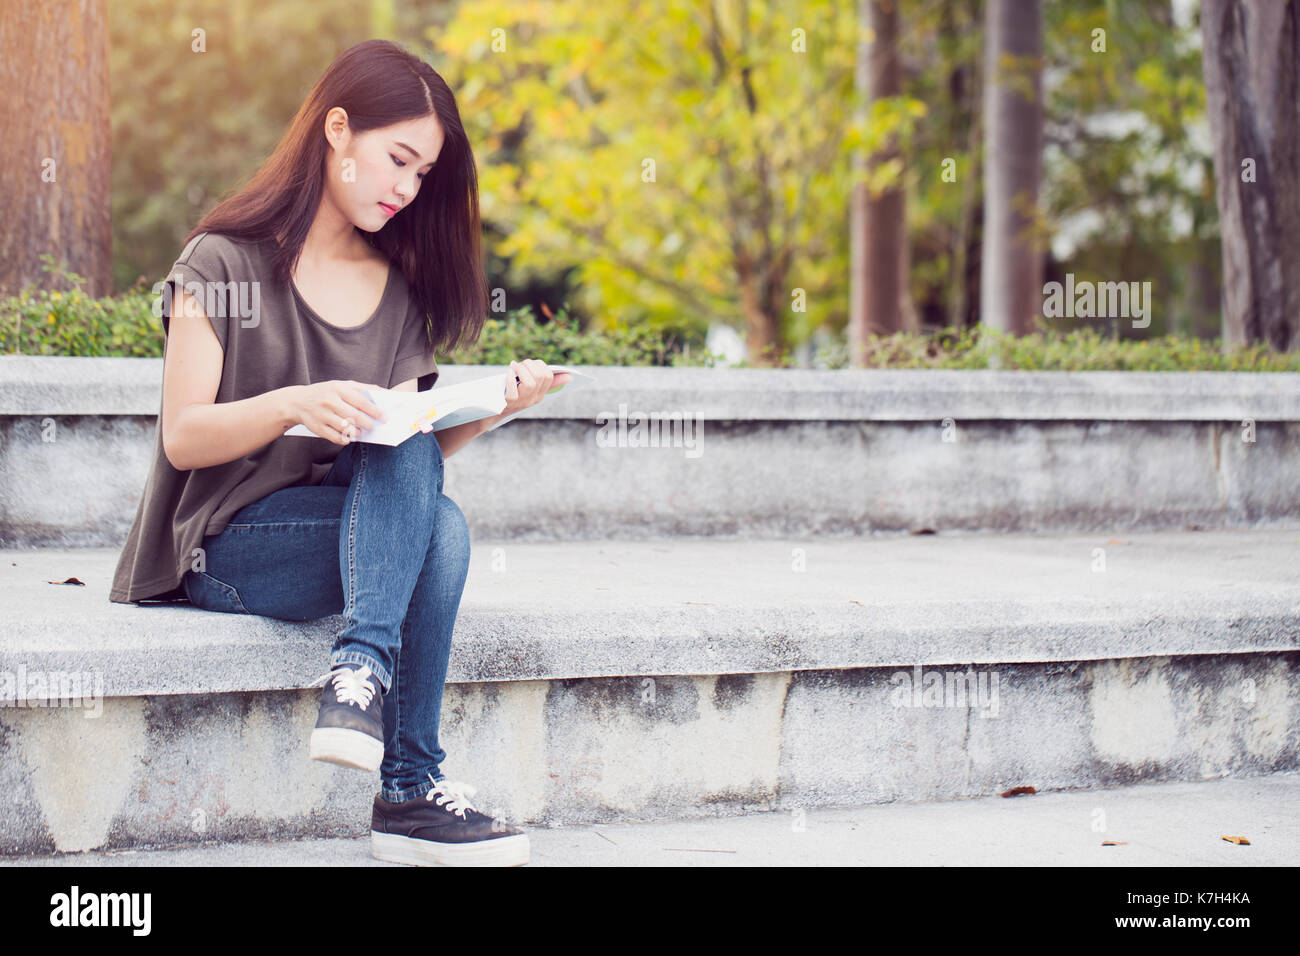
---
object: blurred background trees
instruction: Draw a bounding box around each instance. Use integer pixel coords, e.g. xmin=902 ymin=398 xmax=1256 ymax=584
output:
xmin=0 ymin=0 xmax=112 ymax=297
xmin=2 ymin=0 xmax=1292 ymax=364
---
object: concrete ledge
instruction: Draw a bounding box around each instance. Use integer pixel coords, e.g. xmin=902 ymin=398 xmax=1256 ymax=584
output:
xmin=2 ymin=530 xmax=1298 ymax=697
xmin=4 ymin=357 xmax=1300 ymax=421
xmin=4 ymin=359 xmax=1300 ymax=546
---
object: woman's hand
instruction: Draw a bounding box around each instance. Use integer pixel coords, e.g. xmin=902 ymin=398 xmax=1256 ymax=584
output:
xmin=291 ymin=380 xmax=389 ymax=445
xmin=500 ymin=360 xmax=572 ymax=419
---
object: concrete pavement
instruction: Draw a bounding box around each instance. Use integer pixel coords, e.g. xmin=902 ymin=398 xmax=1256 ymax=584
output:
xmin=4 ymin=772 xmax=1294 ymax=867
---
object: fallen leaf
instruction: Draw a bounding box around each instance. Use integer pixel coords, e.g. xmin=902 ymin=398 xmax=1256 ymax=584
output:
xmin=909 ymin=528 xmax=936 ymax=536
xmin=1000 ymin=785 xmax=1037 ymax=798
xmin=849 ymin=599 xmax=865 ymax=607
xmin=1221 ymin=835 xmax=1251 ymax=845
xmin=1101 ymin=841 xmax=1128 ymax=846
xmin=48 ymin=577 xmax=86 ymax=586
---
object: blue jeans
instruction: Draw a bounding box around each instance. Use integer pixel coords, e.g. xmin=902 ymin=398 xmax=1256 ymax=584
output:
xmin=181 ymin=428 xmax=470 ymax=803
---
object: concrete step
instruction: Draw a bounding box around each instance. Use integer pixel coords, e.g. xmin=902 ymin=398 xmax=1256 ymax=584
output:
xmin=2 ymin=530 xmax=1298 ymax=855
xmin=5 ymin=359 xmax=1300 ymax=546
xmin=3 ymin=773 xmax=1295 ymax=867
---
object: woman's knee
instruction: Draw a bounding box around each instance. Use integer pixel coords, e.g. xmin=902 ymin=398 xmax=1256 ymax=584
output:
xmin=364 ymin=429 xmax=446 ymax=498
xmin=393 ymin=427 xmax=445 ymax=470
xmin=431 ymin=493 xmax=471 ymax=560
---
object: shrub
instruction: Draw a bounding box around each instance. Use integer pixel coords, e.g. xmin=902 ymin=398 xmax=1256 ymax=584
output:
xmin=3 ymin=260 xmax=1297 ymax=371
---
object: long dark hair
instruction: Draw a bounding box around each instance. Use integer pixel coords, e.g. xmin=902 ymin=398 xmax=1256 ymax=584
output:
xmin=185 ymin=38 xmax=485 ymax=356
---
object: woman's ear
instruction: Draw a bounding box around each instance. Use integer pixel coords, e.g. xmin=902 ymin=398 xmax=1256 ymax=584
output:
xmin=324 ymin=106 xmax=350 ymax=149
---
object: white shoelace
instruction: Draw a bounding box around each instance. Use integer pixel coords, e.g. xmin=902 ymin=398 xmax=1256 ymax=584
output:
xmin=426 ymin=773 xmax=478 ymax=818
xmin=308 ymin=665 xmax=377 ymax=709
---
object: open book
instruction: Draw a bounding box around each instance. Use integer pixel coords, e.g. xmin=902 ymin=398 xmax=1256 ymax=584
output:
xmin=284 ymin=365 xmax=593 ymax=447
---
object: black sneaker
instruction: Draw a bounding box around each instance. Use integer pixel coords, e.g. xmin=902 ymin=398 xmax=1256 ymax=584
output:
xmin=308 ymin=664 xmax=384 ymax=772
xmin=371 ymin=774 xmax=530 ymax=867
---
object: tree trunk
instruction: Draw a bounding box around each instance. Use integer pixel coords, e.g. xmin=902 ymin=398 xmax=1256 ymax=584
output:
xmin=979 ymin=0 xmax=1044 ymax=336
xmin=947 ymin=0 xmax=984 ymax=332
xmin=0 ymin=0 xmax=112 ymax=298
xmin=1200 ymin=0 xmax=1300 ymax=351
xmin=738 ymin=251 xmax=784 ymax=364
xmin=850 ymin=0 xmax=914 ymax=366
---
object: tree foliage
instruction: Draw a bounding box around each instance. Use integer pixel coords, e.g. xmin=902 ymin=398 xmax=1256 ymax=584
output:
xmin=102 ymin=0 xmax=1229 ymax=361
xmin=430 ymin=0 xmax=922 ymax=360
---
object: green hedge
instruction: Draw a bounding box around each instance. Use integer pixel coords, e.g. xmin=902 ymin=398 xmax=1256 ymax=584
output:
xmin=442 ymin=306 xmax=725 ymax=367
xmin=0 ymin=258 xmax=167 ymax=358
xmin=0 ymin=258 xmax=722 ymax=366
xmin=3 ymin=258 xmax=1299 ymax=371
xmin=807 ymin=325 xmax=1300 ymax=371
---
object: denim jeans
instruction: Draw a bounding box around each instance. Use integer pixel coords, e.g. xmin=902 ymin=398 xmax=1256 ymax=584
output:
xmin=181 ymin=428 xmax=470 ymax=803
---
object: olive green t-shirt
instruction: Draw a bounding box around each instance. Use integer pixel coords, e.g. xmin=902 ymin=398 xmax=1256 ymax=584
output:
xmin=109 ymin=231 xmax=440 ymax=604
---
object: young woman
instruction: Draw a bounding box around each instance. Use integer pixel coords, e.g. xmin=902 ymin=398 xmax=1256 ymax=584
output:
xmin=110 ymin=39 xmax=568 ymax=867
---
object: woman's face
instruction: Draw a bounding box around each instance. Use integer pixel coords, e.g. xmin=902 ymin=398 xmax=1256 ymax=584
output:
xmin=324 ymin=109 xmax=445 ymax=232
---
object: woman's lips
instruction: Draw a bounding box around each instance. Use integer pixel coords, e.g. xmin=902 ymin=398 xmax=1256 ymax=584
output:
xmin=379 ymin=202 xmax=398 ymax=217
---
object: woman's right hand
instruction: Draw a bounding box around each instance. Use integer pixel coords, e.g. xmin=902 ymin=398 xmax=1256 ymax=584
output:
xmin=291 ymin=380 xmax=389 ymax=445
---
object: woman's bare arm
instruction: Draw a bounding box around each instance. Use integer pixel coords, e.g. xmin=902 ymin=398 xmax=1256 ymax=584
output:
xmin=161 ymin=287 xmax=302 ymax=471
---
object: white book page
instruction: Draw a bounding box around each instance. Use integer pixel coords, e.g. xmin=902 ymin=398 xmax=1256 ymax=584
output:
xmin=283 ymin=365 xmax=594 ymax=445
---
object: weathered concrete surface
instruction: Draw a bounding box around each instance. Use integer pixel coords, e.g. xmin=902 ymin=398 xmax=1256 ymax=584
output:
xmin=6 ymin=773 xmax=1295 ymax=867
xmin=2 ymin=531 xmax=1298 ymax=696
xmin=3 ymin=531 xmax=1295 ymax=854
xmin=6 ymin=359 xmax=1300 ymax=420
xmin=1 ymin=652 xmax=1295 ymax=854
xmin=3 ymin=359 xmax=1299 ymax=545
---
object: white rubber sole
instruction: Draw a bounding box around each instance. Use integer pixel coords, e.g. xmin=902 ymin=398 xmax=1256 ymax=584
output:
xmin=309 ymin=726 xmax=384 ymax=772
xmin=372 ymin=829 xmax=531 ymax=867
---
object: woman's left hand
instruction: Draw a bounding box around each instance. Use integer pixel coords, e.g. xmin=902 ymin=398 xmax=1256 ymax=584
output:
xmin=502 ymin=359 xmax=571 ymax=416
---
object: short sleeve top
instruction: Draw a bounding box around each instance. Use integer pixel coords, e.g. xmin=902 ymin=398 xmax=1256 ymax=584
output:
xmin=109 ymin=231 xmax=439 ymax=604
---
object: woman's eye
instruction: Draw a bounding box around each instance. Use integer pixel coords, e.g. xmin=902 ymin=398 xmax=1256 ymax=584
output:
xmin=392 ymin=154 xmax=426 ymax=180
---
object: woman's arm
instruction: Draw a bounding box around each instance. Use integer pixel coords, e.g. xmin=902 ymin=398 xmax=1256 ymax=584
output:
xmin=433 ymin=415 xmax=496 ymax=459
xmin=163 ymin=288 xmax=304 ymax=471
